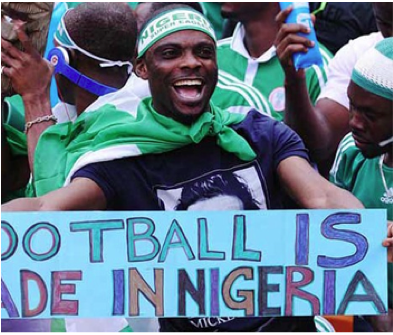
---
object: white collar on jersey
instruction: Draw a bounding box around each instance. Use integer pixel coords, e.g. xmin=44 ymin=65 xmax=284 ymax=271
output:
xmin=230 ymin=23 xmax=277 ymax=63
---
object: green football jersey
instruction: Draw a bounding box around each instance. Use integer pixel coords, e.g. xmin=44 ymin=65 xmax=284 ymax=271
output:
xmin=217 ymin=24 xmax=332 ymax=121
xmin=331 ymin=133 xmax=393 ymax=309
xmin=200 ymin=2 xmax=225 ymax=39
xmin=213 ymin=70 xmax=278 ymax=119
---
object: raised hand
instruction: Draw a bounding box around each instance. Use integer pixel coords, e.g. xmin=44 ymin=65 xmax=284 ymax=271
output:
xmin=1 ymin=21 xmax=53 ymax=100
xmin=274 ymin=6 xmax=315 ymax=80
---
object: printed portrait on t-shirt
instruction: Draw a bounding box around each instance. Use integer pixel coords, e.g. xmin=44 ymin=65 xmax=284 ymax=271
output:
xmin=156 ymin=166 xmax=267 ymax=331
xmin=156 ymin=166 xmax=267 ymax=211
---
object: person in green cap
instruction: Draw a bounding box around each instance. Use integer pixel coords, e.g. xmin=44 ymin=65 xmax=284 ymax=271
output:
xmin=275 ymin=3 xmax=392 ymax=177
xmin=330 ymin=37 xmax=393 ymax=332
xmin=3 ymin=5 xmax=393 ymax=332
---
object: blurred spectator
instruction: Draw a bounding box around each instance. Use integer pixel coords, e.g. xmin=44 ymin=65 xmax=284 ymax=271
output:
xmin=330 ymin=37 xmax=393 ymax=332
xmin=1 ymin=2 xmax=53 ymax=202
xmin=217 ymin=3 xmax=332 ymax=121
xmin=310 ymin=2 xmax=377 ymax=54
xmin=275 ymin=3 xmax=392 ymax=176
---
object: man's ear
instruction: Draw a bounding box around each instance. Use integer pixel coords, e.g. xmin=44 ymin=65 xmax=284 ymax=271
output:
xmin=135 ymin=58 xmax=149 ymax=80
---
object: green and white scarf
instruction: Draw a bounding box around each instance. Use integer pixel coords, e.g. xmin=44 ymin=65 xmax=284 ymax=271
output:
xmin=33 ymin=90 xmax=256 ymax=197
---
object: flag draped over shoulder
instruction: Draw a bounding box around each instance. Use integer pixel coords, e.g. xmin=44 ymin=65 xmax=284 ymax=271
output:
xmin=33 ymin=88 xmax=257 ymax=197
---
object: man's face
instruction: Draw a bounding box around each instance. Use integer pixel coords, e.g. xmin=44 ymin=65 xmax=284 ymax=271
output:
xmin=373 ymin=3 xmax=393 ymax=38
xmin=221 ymin=2 xmax=270 ymax=21
xmin=348 ymin=81 xmax=393 ymax=158
xmin=137 ymin=30 xmax=218 ymax=124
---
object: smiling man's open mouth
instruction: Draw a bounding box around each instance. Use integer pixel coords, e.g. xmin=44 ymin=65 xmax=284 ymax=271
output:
xmin=173 ymin=79 xmax=204 ymax=99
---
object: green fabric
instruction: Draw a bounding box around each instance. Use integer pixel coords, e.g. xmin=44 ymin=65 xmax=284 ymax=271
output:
xmin=33 ymin=99 xmax=255 ymax=196
xmin=3 ymin=123 xmax=27 ymax=157
xmin=200 ymin=2 xmax=225 ymax=39
xmin=54 ymin=11 xmax=74 ymax=47
xmin=2 ymin=95 xmax=27 ymax=156
xmin=311 ymin=2 xmax=327 ymax=15
xmin=51 ymin=318 xmax=67 ymax=332
xmin=314 ymin=316 xmax=335 ymax=332
xmin=217 ymin=33 xmax=332 ymax=121
xmin=65 ymin=2 xmax=83 ymax=9
xmin=2 ymin=96 xmax=28 ymax=202
xmin=2 ymin=187 xmax=27 ymax=204
xmin=375 ymin=37 xmax=393 ymax=59
xmin=351 ymin=38 xmax=393 ymax=101
xmin=352 ymin=69 xmax=393 ymax=101
xmin=50 ymin=318 xmax=134 ymax=332
xmin=331 ymin=133 xmax=393 ymax=309
xmin=120 ymin=325 xmax=134 ymax=332
xmin=213 ymin=70 xmax=278 ymax=119
xmin=24 ymin=181 xmax=36 ymax=198
xmin=3 ymin=94 xmax=25 ymax=132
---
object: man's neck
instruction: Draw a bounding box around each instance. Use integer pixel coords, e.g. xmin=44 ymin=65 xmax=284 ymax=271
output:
xmin=241 ymin=5 xmax=280 ymax=58
xmin=74 ymin=72 xmax=128 ymax=115
xmin=75 ymin=90 xmax=97 ymax=116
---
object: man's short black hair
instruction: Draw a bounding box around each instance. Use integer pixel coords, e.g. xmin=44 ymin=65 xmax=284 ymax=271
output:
xmin=139 ymin=3 xmax=203 ymax=34
xmin=175 ymin=172 xmax=260 ymax=210
xmin=150 ymin=2 xmax=203 ymax=14
xmin=66 ymin=3 xmax=137 ymax=61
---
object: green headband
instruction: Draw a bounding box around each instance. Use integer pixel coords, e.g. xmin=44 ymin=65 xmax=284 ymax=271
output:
xmin=351 ymin=37 xmax=393 ymax=101
xmin=137 ymin=8 xmax=216 ymax=58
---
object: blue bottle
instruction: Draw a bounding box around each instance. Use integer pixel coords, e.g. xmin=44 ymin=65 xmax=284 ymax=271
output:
xmin=279 ymin=2 xmax=323 ymax=70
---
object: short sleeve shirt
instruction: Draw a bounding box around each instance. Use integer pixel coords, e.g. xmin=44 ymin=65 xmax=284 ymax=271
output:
xmin=330 ymin=133 xmax=393 ymax=309
xmin=73 ymin=110 xmax=313 ymax=332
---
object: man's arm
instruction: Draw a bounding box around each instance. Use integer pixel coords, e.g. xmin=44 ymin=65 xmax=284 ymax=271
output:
xmin=277 ymin=156 xmax=363 ymax=209
xmin=1 ymin=23 xmax=54 ymax=173
xmin=274 ymin=7 xmax=350 ymax=168
xmin=2 ymin=178 xmax=107 ymax=212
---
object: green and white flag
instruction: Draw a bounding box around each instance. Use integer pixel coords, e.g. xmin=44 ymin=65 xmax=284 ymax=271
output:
xmin=33 ymin=86 xmax=256 ymax=196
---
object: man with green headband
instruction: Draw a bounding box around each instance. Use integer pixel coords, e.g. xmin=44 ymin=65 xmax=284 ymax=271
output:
xmin=3 ymin=6 xmax=392 ymax=333
xmin=132 ymin=2 xmax=276 ymax=119
xmin=330 ymin=37 xmax=393 ymax=332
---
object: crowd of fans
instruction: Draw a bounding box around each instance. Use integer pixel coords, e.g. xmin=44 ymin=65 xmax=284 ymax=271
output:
xmin=1 ymin=2 xmax=392 ymax=332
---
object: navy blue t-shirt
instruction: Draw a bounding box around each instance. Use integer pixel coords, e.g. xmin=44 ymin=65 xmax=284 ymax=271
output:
xmin=73 ymin=110 xmax=315 ymax=332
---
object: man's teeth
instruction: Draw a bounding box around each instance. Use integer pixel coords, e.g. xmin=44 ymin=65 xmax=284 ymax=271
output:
xmin=174 ymin=80 xmax=202 ymax=87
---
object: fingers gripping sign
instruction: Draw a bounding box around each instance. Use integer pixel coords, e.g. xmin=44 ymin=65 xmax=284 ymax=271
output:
xmin=383 ymin=222 xmax=393 ymax=263
xmin=1 ymin=21 xmax=53 ymax=99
